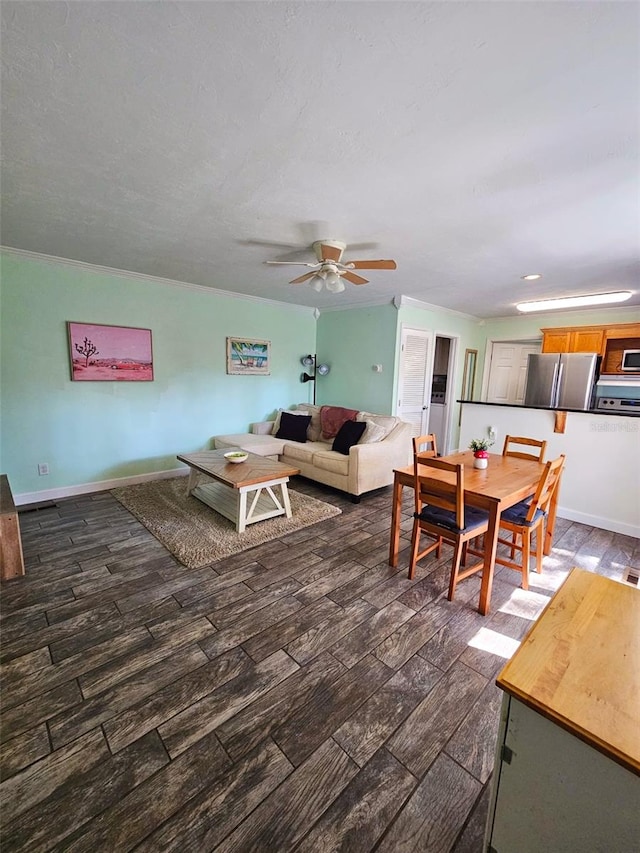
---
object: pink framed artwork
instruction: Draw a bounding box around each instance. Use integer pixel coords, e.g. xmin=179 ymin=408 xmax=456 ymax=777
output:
xmin=67 ymin=322 xmax=154 ymax=381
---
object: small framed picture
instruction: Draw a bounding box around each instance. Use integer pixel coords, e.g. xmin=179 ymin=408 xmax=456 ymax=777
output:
xmin=68 ymin=322 xmax=154 ymax=381
xmin=226 ymin=337 xmax=271 ymax=375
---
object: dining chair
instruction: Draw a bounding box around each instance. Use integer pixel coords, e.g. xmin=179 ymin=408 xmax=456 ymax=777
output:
xmin=408 ymin=457 xmax=490 ymax=602
xmin=500 ymin=435 xmax=548 ymax=557
xmin=502 ymin=435 xmax=547 ymax=462
xmin=413 ymin=433 xmax=438 ymax=458
xmin=469 ymin=454 xmax=566 ymax=590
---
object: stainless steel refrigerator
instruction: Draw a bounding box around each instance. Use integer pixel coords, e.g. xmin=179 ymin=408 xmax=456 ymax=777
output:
xmin=524 ymin=353 xmax=599 ymax=410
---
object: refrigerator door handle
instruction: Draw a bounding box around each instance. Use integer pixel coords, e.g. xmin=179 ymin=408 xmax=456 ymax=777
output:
xmin=552 ymin=362 xmax=562 ymax=407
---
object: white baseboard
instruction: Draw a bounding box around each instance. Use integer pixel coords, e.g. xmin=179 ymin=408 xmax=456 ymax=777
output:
xmin=556 ymin=505 xmax=639 ymax=539
xmin=15 ymin=467 xmax=188 ymax=507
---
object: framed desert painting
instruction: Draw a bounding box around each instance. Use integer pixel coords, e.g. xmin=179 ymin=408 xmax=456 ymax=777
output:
xmin=68 ymin=322 xmax=154 ymax=381
xmin=226 ymin=337 xmax=271 ymax=375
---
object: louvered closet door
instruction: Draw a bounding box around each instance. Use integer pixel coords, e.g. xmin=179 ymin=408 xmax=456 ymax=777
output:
xmin=398 ymin=328 xmax=432 ymax=436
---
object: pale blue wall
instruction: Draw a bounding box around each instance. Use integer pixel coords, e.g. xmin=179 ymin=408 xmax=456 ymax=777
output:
xmin=316 ymin=305 xmax=398 ymax=413
xmin=0 ymin=253 xmax=315 ymax=497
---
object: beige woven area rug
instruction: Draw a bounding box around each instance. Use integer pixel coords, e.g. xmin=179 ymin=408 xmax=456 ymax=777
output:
xmin=112 ymin=476 xmax=341 ymax=569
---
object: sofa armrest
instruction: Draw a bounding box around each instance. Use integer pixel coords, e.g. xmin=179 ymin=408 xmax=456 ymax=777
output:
xmin=347 ymin=421 xmax=412 ymax=494
xmin=251 ymin=421 xmax=275 ymax=435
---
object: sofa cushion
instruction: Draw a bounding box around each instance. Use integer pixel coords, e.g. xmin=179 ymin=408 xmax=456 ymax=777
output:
xmin=276 ymin=411 xmax=311 ymax=442
xmin=280 ymin=441 xmax=323 ymax=465
xmin=295 ymin=403 xmax=322 ymax=441
xmin=356 ymin=411 xmax=398 ymax=440
xmin=312 ymin=449 xmax=350 ymax=476
xmin=272 ymin=409 xmax=308 ymax=436
xmin=214 ymin=433 xmax=285 ymax=457
xmin=320 ymin=405 xmax=359 ymax=439
xmin=332 ymin=419 xmax=366 ymax=455
xmin=358 ymin=420 xmax=389 ymax=444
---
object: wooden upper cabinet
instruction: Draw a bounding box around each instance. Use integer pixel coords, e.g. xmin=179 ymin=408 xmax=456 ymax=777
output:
xmin=570 ymin=327 xmax=605 ymax=353
xmin=602 ymin=336 xmax=640 ymax=374
xmin=541 ymin=330 xmax=572 ymax=353
xmin=541 ymin=322 xmax=639 ymax=359
xmin=541 ymin=327 xmax=604 ymax=354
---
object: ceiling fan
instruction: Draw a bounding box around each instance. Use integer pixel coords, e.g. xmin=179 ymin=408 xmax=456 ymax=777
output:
xmin=265 ymin=240 xmax=397 ymax=293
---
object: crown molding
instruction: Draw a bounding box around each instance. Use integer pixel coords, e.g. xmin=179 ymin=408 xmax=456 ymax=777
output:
xmin=392 ymin=294 xmax=480 ymax=321
xmin=317 ymin=296 xmax=396 ymax=314
xmin=0 ymin=246 xmax=316 ymax=315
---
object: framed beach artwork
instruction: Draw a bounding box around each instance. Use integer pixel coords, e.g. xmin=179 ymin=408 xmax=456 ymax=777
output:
xmin=67 ymin=322 xmax=154 ymax=381
xmin=226 ymin=337 xmax=271 ymax=375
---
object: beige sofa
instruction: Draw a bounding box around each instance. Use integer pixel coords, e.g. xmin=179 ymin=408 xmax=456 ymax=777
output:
xmin=214 ymin=404 xmax=412 ymax=501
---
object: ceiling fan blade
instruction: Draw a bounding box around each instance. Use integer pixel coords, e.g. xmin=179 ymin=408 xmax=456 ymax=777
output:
xmin=345 ymin=259 xmax=397 ymax=270
xmin=239 ymin=238 xmax=306 ymax=249
xmin=265 ymin=261 xmax=318 ymax=267
xmin=318 ymin=243 xmax=344 ymax=263
xmin=342 ymin=271 xmax=369 ymax=285
xmin=289 ymin=272 xmax=317 ymax=285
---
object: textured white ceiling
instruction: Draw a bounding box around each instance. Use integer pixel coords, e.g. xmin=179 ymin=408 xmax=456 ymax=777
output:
xmin=1 ymin=1 xmax=638 ymax=317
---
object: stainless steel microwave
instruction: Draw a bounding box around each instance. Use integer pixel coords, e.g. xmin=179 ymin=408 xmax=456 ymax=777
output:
xmin=621 ymin=349 xmax=640 ymax=371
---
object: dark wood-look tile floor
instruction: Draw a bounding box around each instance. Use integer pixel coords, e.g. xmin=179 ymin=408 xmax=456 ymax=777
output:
xmin=1 ymin=477 xmax=638 ymax=852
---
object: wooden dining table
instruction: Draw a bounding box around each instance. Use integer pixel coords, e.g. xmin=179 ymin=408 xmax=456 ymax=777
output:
xmin=388 ymin=450 xmax=561 ymax=615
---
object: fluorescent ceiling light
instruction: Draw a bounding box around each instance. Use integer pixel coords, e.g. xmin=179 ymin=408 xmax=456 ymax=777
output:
xmin=516 ymin=291 xmax=632 ymax=313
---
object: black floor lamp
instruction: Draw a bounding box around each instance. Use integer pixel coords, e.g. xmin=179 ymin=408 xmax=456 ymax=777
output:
xmin=300 ymin=354 xmax=330 ymax=405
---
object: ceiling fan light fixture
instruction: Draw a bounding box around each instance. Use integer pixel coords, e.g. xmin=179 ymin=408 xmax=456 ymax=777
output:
xmin=516 ymin=290 xmax=632 ymax=313
xmin=326 ymin=278 xmax=346 ymax=293
xmin=310 ymin=276 xmax=324 ymax=292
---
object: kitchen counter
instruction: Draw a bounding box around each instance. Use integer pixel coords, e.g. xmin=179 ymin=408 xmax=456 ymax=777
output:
xmin=485 ymin=569 xmax=640 ymax=851
xmin=497 ymin=568 xmax=639 ymax=773
xmin=458 ymin=399 xmax=639 ymax=416
xmin=458 ymin=403 xmax=640 ymax=537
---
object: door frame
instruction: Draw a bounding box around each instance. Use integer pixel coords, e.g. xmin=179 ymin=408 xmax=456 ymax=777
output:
xmin=480 ymin=336 xmax=542 ymax=402
xmin=394 ymin=324 xmax=460 ymax=455
xmin=436 ymin=331 xmax=459 ymax=455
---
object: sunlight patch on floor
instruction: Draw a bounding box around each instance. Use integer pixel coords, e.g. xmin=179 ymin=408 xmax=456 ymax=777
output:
xmin=498 ymin=587 xmax=551 ymax=620
xmin=467 ymin=627 xmax=521 ymax=659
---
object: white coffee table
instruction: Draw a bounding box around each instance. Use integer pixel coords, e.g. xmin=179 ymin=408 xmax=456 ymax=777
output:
xmin=177 ymin=449 xmax=300 ymax=533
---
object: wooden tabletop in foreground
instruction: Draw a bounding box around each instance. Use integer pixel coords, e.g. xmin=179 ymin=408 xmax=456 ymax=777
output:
xmin=496 ymin=567 xmax=640 ymax=774
xmin=177 ymin=450 xmax=300 ymax=488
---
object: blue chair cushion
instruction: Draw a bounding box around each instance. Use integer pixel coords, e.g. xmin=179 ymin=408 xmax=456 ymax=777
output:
xmin=415 ymin=504 xmax=489 ymax=534
xmin=501 ymin=499 xmax=545 ymax=527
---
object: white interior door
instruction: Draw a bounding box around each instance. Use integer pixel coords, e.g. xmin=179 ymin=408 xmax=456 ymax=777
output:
xmin=397 ymin=328 xmax=432 ymax=436
xmin=487 ymin=343 xmax=541 ymax=404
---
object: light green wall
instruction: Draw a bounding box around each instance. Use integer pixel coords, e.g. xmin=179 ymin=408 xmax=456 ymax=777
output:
xmin=395 ymin=303 xmax=486 ymax=400
xmin=316 ymin=305 xmax=398 ymax=413
xmin=0 ymin=253 xmax=315 ymax=497
xmin=2 ymin=251 xmax=638 ymax=499
xmin=481 ymin=306 xmax=640 ymax=343
xmin=394 ymin=303 xmax=486 ymax=447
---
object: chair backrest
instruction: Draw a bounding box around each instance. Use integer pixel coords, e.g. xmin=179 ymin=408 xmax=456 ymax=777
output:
xmin=413 ymin=455 xmax=464 ymax=529
xmin=502 ymin=435 xmax=547 ymax=463
xmin=524 ymin=454 xmax=566 ymax=522
xmin=413 ymin=433 xmax=438 ymax=459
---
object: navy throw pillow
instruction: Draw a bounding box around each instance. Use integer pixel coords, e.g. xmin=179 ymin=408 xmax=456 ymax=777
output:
xmin=276 ymin=411 xmax=311 ymax=443
xmin=332 ymin=419 xmax=366 ymax=455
